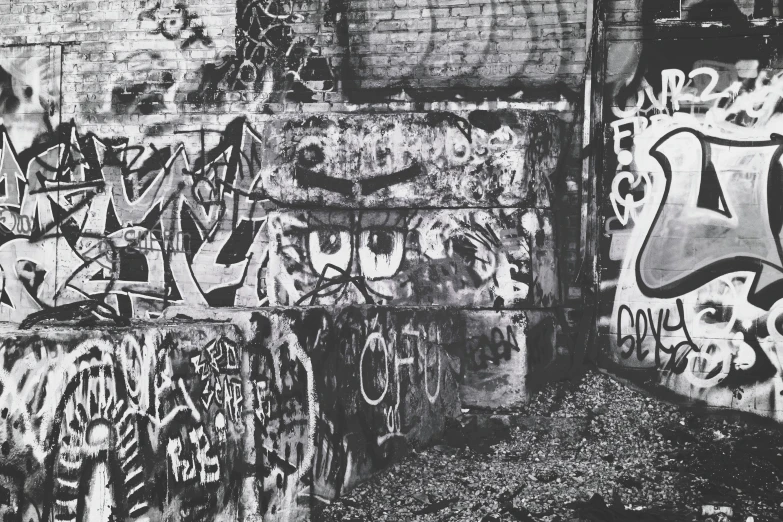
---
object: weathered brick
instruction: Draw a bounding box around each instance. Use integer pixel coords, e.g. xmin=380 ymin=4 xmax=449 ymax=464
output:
xmin=393 ymin=8 xmax=422 ymax=19
xmin=451 ymin=5 xmax=480 ymax=16
xmin=434 ymin=17 xmax=466 ymax=29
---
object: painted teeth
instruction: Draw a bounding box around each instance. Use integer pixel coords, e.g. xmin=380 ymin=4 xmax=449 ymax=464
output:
xmin=129 ymin=502 xmax=149 ymax=517
xmin=56 ymin=478 xmax=78 ymax=490
xmin=52 ymin=354 xmax=148 ymax=521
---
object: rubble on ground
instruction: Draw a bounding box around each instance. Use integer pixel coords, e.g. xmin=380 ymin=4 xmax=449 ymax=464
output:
xmin=316 ymin=369 xmax=783 ymax=521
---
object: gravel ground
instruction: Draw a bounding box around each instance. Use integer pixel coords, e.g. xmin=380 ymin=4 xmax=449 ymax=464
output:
xmin=316 ymin=369 xmax=783 ymax=522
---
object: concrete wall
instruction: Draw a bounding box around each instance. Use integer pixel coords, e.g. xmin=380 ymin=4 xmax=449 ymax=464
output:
xmin=0 ymin=0 xmax=587 ymax=520
xmin=600 ymin=0 xmax=783 ymax=420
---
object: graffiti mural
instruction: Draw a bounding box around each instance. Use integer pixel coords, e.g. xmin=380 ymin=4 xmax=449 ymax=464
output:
xmin=601 ymin=37 xmax=783 ymax=419
xmin=267 ymin=209 xmax=532 ymax=307
xmin=0 ymin=0 xmax=578 ymax=517
xmin=0 ymin=99 xmax=567 ymax=520
xmin=233 ymin=0 xmax=336 ymax=97
xmin=0 ymin=123 xmax=268 ymax=321
xmin=0 ymin=109 xmax=561 ymax=322
xmin=0 ymin=326 xmax=241 ymax=522
xmin=0 ymin=314 xmax=463 ymax=522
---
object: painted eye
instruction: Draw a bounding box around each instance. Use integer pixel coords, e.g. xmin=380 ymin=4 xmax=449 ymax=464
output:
xmin=359 ymin=228 xmax=404 ymax=280
xmin=308 ymin=228 xmax=351 ymax=277
xmin=298 ymin=143 xmax=325 ymax=169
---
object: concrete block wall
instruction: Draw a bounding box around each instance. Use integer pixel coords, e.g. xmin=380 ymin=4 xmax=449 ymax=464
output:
xmin=0 ymin=0 xmax=588 ymax=519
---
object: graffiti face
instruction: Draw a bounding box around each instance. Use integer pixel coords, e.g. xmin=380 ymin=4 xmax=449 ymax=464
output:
xmin=0 ymin=46 xmax=60 ymax=152
xmin=268 ymin=209 xmax=531 ymax=306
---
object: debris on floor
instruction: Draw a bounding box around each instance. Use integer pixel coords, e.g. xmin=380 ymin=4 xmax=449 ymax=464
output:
xmin=316 ymin=370 xmax=783 ymax=521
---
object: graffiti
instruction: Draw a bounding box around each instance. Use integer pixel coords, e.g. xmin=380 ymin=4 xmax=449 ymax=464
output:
xmin=608 ymin=117 xmax=653 ymax=226
xmin=0 ymin=465 xmax=23 ymax=522
xmin=0 ymin=26 xmax=564 ymax=516
xmin=604 ymin=63 xmax=770 ymax=226
xmin=190 ymin=0 xmax=337 ymax=102
xmin=0 ymin=0 xmax=576 ymax=519
xmin=358 ymin=324 xmax=443 ymax=444
xmin=0 ymin=122 xmax=269 ymax=321
xmin=0 ymin=328 xmax=240 ymax=522
xmin=236 ymin=309 xmax=460 ymax=516
xmin=639 ymin=128 xmax=783 ymax=310
xmin=451 ymin=312 xmax=529 ymax=408
xmin=191 ymin=337 xmax=244 ymax=420
xmin=268 ymin=208 xmax=531 ymax=307
xmin=463 ymin=325 xmax=521 ymax=373
xmin=604 ymin=47 xmax=783 ymax=420
xmin=167 ymin=424 xmax=221 ymax=484
xmin=610 ymin=67 xmax=737 ymax=120
xmin=616 ymin=299 xmax=697 ymax=370
xmin=256 ymin=111 xmax=563 ymax=207
xmin=0 ymin=108 xmax=560 ymax=323
xmin=609 ymin=60 xmax=783 ymax=133
xmin=343 ymin=0 xmax=581 ymax=95
xmin=0 ymin=46 xmax=61 ymax=152
xmin=612 ymin=280 xmax=781 ymax=391
xmin=139 ymin=0 xmax=210 ymax=45
xmin=101 ymin=0 xmax=240 ymax=141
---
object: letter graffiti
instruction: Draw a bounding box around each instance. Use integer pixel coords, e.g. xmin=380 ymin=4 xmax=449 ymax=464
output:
xmin=191 ymin=337 xmax=244 ymax=421
xmin=639 ymin=128 xmax=783 ymax=310
xmin=359 ymin=323 xmax=444 ymax=444
xmin=462 ymin=325 xmax=521 ymax=375
xmin=268 ymin=208 xmax=531 ymax=307
xmin=605 ymin=57 xmax=783 ymax=421
xmin=0 ymin=122 xmax=269 ymax=322
xmin=616 ymin=298 xmax=698 ymax=371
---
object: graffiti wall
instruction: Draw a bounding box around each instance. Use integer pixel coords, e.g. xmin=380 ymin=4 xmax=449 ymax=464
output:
xmin=0 ymin=111 xmax=562 ymax=319
xmin=0 ymin=0 xmax=584 ymax=519
xmin=344 ymin=0 xmax=587 ymax=96
xmin=0 ymin=315 xmax=460 ymax=522
xmin=600 ymin=17 xmax=783 ymax=419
